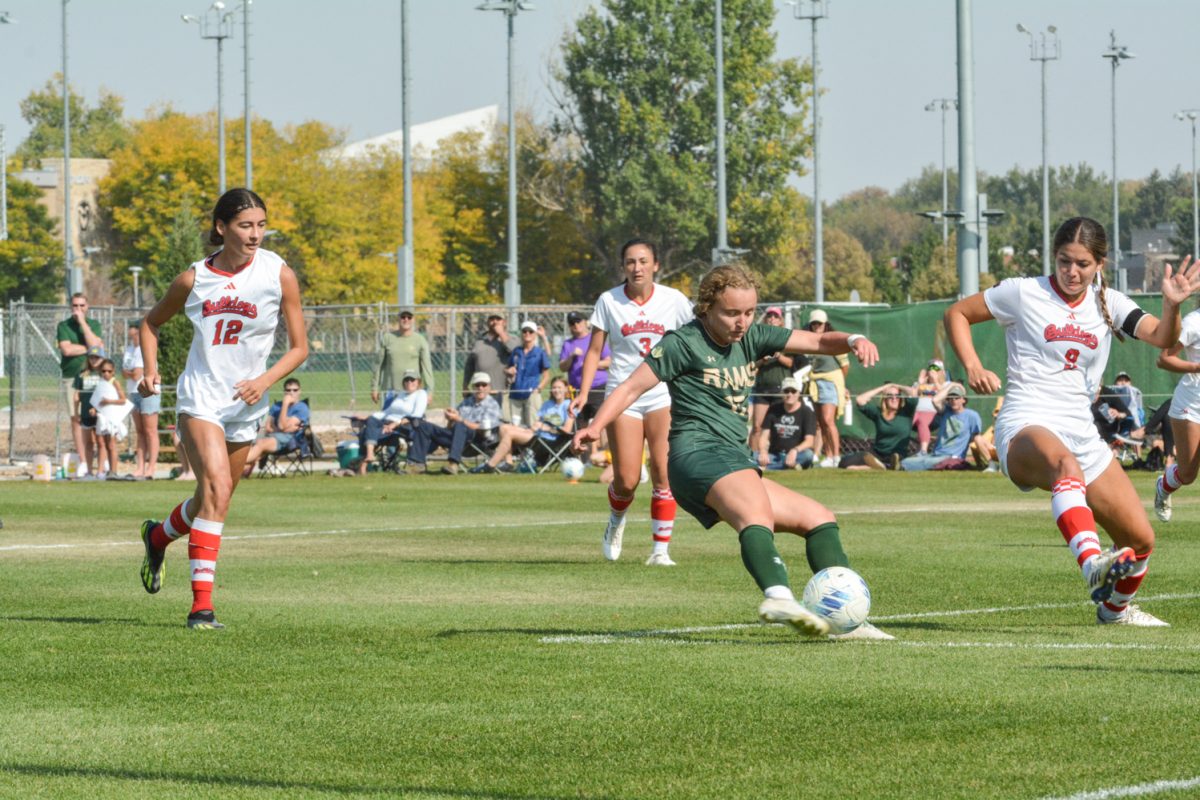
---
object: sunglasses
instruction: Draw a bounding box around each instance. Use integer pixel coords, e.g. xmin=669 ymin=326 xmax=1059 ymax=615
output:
xmin=403 ymin=376 xmax=419 ymax=382
xmin=284 ymin=388 xmax=301 ymax=393
xmin=782 ymin=388 xmax=799 ymax=394
xmin=399 ymin=314 xmax=414 ymax=319
xmin=473 ymin=382 xmax=489 ymax=388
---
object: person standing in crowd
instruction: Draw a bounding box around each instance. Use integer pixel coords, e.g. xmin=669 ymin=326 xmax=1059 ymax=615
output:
xmin=749 ymin=306 xmax=797 ymax=448
xmin=805 ymin=309 xmax=850 ymax=468
xmin=841 ymin=383 xmax=918 ymax=470
xmin=464 ymin=313 xmax=517 ymax=417
xmin=506 ymin=320 xmax=551 ymax=428
xmin=123 ymin=321 xmax=161 ymax=479
xmin=945 ymin=216 xmax=1198 ymax=627
xmin=912 ymin=358 xmax=948 ymax=454
xmin=570 ymin=238 xmax=694 ymax=566
xmin=371 ymin=308 xmax=434 ymax=406
xmin=574 ymin=263 xmax=889 ymax=639
xmin=73 ymin=345 xmax=106 ymax=478
xmin=560 ymin=311 xmax=611 ymax=461
xmin=756 ymin=376 xmax=816 ymax=470
xmin=58 ymin=293 xmax=105 ymax=472
xmin=137 ymin=188 xmax=309 ymax=630
xmin=1151 ymin=304 xmax=1200 ymax=523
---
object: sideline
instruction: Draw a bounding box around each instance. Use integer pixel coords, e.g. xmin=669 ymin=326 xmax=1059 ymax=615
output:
xmin=1041 ymin=776 xmax=1200 ymax=800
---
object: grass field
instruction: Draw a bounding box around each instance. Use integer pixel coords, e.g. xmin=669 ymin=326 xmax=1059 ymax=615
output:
xmin=2 ymin=469 xmax=1199 ymax=800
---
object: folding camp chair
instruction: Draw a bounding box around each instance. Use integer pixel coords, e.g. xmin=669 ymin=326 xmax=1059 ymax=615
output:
xmin=526 ymin=428 xmax=575 ymax=474
xmin=259 ymin=397 xmax=315 ymax=478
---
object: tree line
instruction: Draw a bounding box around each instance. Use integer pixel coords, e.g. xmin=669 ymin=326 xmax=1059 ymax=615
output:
xmin=1 ymin=0 xmax=1194 ymax=309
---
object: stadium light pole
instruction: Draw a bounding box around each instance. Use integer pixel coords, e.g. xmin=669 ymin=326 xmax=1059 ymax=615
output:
xmin=1017 ymin=23 xmax=1059 ymax=276
xmin=476 ymin=1 xmax=533 ymax=313
xmin=183 ymin=3 xmax=236 ymax=195
xmin=62 ymin=0 xmax=81 ymax=296
xmin=711 ymin=0 xmax=748 ymax=267
xmin=955 ymin=0 xmax=980 ymax=298
xmin=1102 ymin=31 xmax=1134 ymax=291
xmin=399 ymin=0 xmax=414 ymax=307
xmin=790 ymin=0 xmax=829 ymax=303
xmin=1177 ymin=110 xmax=1200 ymax=258
xmin=128 ymin=265 xmax=144 ymax=309
xmin=241 ymin=0 xmax=252 ymax=189
xmin=923 ymin=98 xmax=956 ymax=248
xmin=1 ymin=14 xmax=12 ymax=243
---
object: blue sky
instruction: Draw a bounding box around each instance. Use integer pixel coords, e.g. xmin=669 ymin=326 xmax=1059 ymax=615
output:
xmin=1 ymin=0 xmax=1197 ymax=201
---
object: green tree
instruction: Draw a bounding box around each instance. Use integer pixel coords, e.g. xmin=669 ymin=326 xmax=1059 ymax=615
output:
xmin=0 ymin=177 xmax=62 ymax=304
xmin=154 ymin=202 xmax=207 ymax=388
xmin=555 ymin=0 xmax=810 ymax=285
xmin=15 ymin=75 xmax=129 ymax=166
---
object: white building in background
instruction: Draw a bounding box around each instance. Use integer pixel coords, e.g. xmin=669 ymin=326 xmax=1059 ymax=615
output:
xmin=328 ymin=106 xmax=498 ymax=165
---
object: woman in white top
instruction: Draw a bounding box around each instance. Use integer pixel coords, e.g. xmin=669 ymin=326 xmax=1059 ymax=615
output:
xmin=1151 ymin=303 xmax=1200 ymax=523
xmin=357 ymin=372 xmax=429 ymax=475
xmin=123 ymin=322 xmax=161 ymax=479
xmin=945 ymin=216 xmax=1199 ymax=627
xmin=570 ymin=238 xmax=693 ymax=566
xmin=136 ymin=188 xmax=309 ymax=630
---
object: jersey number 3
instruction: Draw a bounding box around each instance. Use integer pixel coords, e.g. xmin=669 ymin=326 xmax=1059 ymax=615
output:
xmin=212 ymin=318 xmax=242 ymax=346
xmin=638 ymin=337 xmax=652 ymax=356
xmin=1063 ymin=348 xmax=1080 ymax=371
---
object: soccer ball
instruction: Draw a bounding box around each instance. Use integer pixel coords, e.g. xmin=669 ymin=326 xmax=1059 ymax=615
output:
xmin=560 ymin=457 xmax=585 ymax=482
xmin=801 ymin=566 xmax=871 ymax=635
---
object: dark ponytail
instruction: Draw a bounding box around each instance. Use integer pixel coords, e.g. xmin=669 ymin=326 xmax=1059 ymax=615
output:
xmin=209 ymin=188 xmax=267 ymax=246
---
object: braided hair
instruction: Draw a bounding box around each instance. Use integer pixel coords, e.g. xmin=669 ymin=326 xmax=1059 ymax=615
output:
xmin=1052 ymin=217 xmax=1123 ymax=342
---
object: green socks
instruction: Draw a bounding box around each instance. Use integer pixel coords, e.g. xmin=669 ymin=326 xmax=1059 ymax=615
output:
xmin=739 ymin=525 xmax=789 ymax=591
xmin=805 ymin=522 xmax=850 ymax=573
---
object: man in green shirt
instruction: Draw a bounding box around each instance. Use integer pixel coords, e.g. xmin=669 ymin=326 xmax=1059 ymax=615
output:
xmin=574 ymin=264 xmax=892 ymax=641
xmin=56 ymin=293 xmax=105 ymax=466
xmin=371 ymin=309 xmax=434 ymax=406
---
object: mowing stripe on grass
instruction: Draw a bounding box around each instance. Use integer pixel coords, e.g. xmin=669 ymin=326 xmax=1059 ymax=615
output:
xmin=538 ymin=592 xmax=1200 ymax=644
xmin=1041 ymin=775 xmax=1200 ymax=800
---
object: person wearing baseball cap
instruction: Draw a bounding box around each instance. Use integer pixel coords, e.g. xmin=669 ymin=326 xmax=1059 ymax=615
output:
xmin=804 ymin=308 xmax=850 ymax=467
xmin=371 ymin=306 xmax=433 ymax=407
xmin=899 ymin=382 xmax=983 ymax=472
xmin=463 ymin=313 xmax=516 ymax=417
xmin=913 ymin=357 xmax=950 ymax=455
xmin=506 ymin=321 xmax=552 ymax=429
xmin=756 ymin=375 xmax=816 ymax=471
xmin=407 ymin=370 xmax=502 ymax=475
xmin=559 ymin=310 xmax=611 ymax=441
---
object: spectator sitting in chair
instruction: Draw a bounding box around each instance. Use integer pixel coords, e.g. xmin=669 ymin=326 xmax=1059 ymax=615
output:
xmin=356 ymin=370 xmax=428 ymax=476
xmin=241 ymin=378 xmax=310 ymax=477
xmin=900 ymin=382 xmax=982 ymax=471
xmin=470 ymin=377 xmax=575 ymax=473
xmin=407 ymin=371 xmax=502 ymax=475
xmin=756 ymin=376 xmax=816 ymax=471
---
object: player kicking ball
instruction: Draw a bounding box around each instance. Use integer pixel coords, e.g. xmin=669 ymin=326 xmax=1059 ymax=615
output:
xmin=573 ymin=264 xmax=893 ymax=640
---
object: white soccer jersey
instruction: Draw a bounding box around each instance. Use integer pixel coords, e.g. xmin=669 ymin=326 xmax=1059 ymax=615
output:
xmin=176 ymin=248 xmax=284 ymax=425
xmin=984 ymin=276 xmax=1144 ymax=430
xmin=1174 ymin=310 xmax=1200 ymax=392
xmin=590 ymin=282 xmax=693 ymax=389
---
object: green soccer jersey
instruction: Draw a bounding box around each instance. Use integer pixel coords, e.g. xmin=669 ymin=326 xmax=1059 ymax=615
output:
xmin=645 ymin=319 xmax=791 ymax=454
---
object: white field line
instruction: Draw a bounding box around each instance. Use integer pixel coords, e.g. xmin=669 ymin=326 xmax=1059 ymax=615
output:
xmin=538 ymin=592 xmax=1200 ymax=645
xmin=1041 ymin=776 xmax=1200 ymax=800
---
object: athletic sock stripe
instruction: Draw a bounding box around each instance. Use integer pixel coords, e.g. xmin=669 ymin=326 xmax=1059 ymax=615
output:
xmin=189 ymin=530 xmax=222 ymax=551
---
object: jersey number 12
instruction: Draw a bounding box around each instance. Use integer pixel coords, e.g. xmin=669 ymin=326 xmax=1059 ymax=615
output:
xmin=212 ymin=318 xmax=242 ymax=346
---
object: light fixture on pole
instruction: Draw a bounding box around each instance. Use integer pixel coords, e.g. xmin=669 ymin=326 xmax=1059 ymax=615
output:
xmin=790 ymin=0 xmax=829 ymax=303
xmin=0 ymin=11 xmax=16 ymax=23
xmin=476 ymin=0 xmax=533 ymax=313
xmin=923 ymin=98 xmax=957 ymax=248
xmin=1102 ymin=31 xmax=1134 ymax=291
xmin=128 ymin=265 xmax=144 ymax=309
xmin=182 ymin=2 xmax=235 ymax=195
xmin=1017 ymin=23 xmax=1059 ymax=276
xmin=1177 ymin=109 xmax=1200 ymax=259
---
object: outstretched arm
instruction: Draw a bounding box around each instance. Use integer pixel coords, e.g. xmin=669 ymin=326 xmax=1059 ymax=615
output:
xmin=944 ymin=293 xmax=1000 ymax=395
xmin=572 ymin=363 xmax=658 ymax=450
xmin=782 ymin=329 xmax=878 ymax=368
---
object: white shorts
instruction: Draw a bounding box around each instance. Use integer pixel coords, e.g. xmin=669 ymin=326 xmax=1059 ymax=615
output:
xmin=1169 ymin=384 xmax=1200 ymax=424
xmin=178 ymin=410 xmax=263 ymax=444
xmin=994 ymin=411 xmax=1113 ymax=491
xmin=612 ymin=381 xmax=671 ymax=420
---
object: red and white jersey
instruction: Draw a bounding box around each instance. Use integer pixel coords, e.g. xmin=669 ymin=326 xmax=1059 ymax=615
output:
xmin=1174 ymin=310 xmax=1200 ymax=392
xmin=984 ymin=275 xmax=1144 ymax=429
xmin=176 ymin=248 xmax=284 ymax=424
xmin=591 ymin=282 xmax=693 ymax=388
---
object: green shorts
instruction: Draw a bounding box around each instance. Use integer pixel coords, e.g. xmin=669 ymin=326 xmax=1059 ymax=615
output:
xmin=668 ymin=444 xmax=761 ymax=530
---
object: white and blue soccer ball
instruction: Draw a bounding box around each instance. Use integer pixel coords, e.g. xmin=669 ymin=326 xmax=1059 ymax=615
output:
xmin=801 ymin=566 xmax=871 ymax=635
xmin=560 ymin=457 xmax=585 ymax=482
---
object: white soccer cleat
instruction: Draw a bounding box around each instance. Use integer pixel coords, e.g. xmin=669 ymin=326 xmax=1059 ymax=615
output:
xmin=829 ymin=621 xmax=895 ymax=641
xmin=645 ymin=552 xmax=676 ymax=566
xmin=602 ymin=515 xmax=626 ymax=561
xmin=1097 ymin=604 xmax=1170 ymax=627
xmin=1154 ymin=478 xmax=1173 ymax=523
xmin=758 ymin=598 xmax=830 ymax=637
xmin=1083 ymin=547 xmax=1137 ymax=604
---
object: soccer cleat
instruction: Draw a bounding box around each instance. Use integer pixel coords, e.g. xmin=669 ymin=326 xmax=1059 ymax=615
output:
xmin=1154 ymin=478 xmax=1173 ymax=522
xmin=645 ymin=552 xmax=676 ymax=566
xmin=140 ymin=519 xmax=165 ymax=595
xmin=602 ymin=515 xmax=626 ymax=561
xmin=829 ymin=621 xmax=895 ymax=641
xmin=186 ymin=610 xmax=226 ymax=630
xmin=1083 ymin=547 xmax=1138 ymax=604
xmin=1097 ymin=604 xmax=1170 ymax=627
xmin=757 ymin=598 xmax=830 ymax=637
